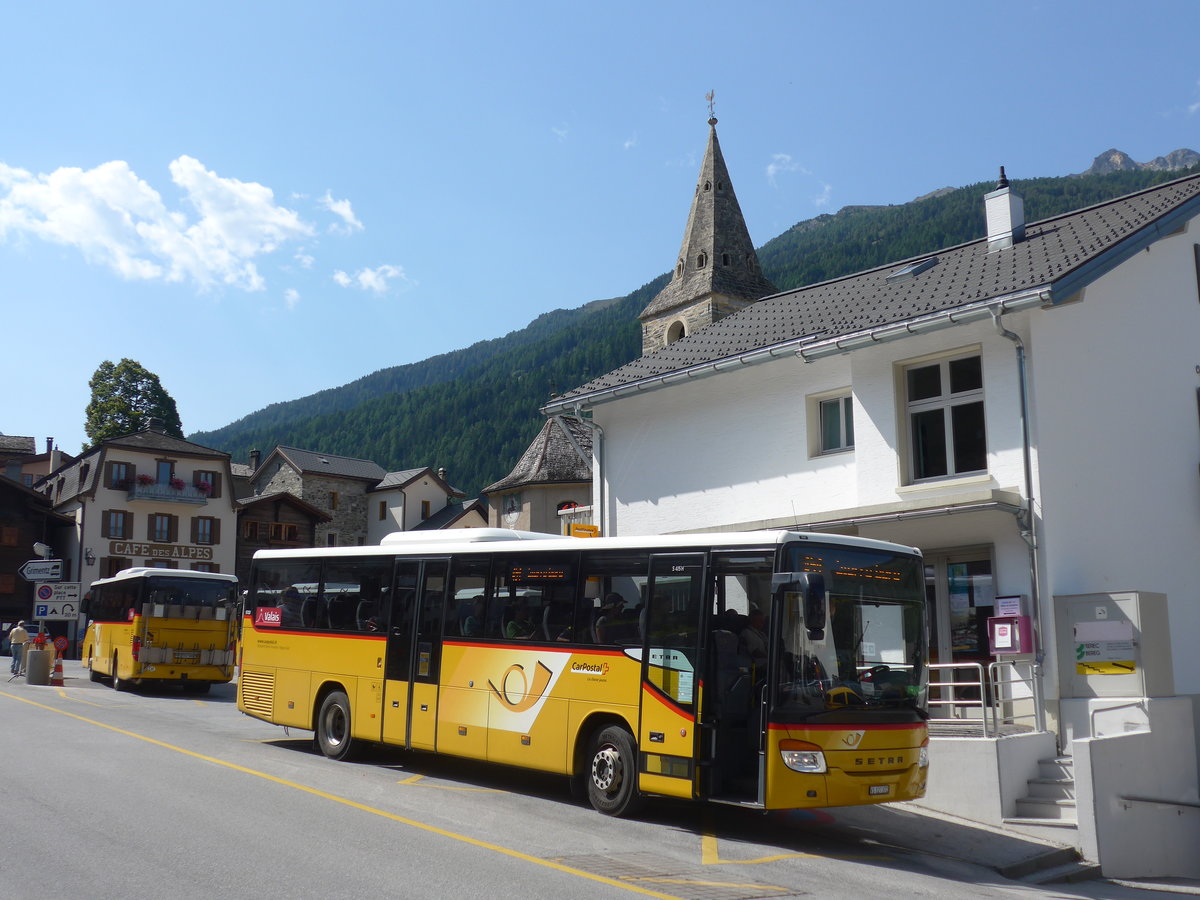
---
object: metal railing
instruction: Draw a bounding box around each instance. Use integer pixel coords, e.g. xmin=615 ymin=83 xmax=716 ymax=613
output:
xmin=927 ymin=662 xmax=991 ymax=736
xmin=926 ymin=660 xmax=1040 ymax=737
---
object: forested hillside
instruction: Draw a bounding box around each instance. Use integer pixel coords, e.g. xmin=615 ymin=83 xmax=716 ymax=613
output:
xmin=190 ymin=166 xmax=1197 ymax=497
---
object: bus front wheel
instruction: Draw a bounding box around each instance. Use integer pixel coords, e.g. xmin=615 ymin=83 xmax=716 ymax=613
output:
xmin=87 ymin=654 xmax=101 ymax=683
xmin=586 ymin=725 xmax=642 ymax=817
xmin=315 ymin=690 xmax=356 ymax=761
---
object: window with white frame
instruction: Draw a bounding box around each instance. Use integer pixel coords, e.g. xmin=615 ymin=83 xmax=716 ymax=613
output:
xmin=904 ymin=353 xmax=986 ymax=481
xmin=818 ymin=395 xmax=854 ymax=453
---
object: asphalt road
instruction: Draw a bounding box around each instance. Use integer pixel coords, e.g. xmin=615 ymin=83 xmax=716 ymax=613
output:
xmin=0 ymin=662 xmax=1175 ymax=899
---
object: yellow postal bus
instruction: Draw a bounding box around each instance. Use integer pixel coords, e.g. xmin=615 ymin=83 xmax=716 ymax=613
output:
xmin=238 ymin=529 xmax=929 ymax=815
xmin=82 ymin=567 xmax=239 ymax=693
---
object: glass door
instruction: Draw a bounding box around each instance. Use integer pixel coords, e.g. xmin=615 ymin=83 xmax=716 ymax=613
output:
xmin=638 ymin=553 xmax=706 ymax=800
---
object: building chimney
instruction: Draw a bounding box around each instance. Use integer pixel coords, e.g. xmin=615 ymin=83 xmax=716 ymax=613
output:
xmin=45 ymin=437 xmax=53 ymax=453
xmin=437 ymin=466 xmax=447 ymax=481
xmin=145 ymin=417 xmax=166 ymax=433
xmin=985 ymin=166 xmax=1025 ymax=250
xmin=249 ymin=449 xmax=261 ymax=471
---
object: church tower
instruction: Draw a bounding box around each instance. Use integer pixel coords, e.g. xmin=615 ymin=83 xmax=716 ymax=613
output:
xmin=639 ymin=115 xmax=777 ymax=354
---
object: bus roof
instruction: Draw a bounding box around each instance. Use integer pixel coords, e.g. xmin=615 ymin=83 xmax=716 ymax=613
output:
xmin=252 ymin=529 xmax=919 ymax=562
xmin=89 ymin=568 xmax=239 ymax=589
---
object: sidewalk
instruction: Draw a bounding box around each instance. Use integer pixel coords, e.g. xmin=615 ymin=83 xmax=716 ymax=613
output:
xmin=827 ymin=801 xmax=1200 ymax=893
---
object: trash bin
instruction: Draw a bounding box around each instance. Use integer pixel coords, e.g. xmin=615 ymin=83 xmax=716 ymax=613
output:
xmin=25 ymin=647 xmax=52 ymax=685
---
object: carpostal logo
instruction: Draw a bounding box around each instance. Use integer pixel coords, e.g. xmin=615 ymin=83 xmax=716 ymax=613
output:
xmin=255 ymin=607 xmax=282 ymax=628
xmin=571 ymin=661 xmax=610 ymax=676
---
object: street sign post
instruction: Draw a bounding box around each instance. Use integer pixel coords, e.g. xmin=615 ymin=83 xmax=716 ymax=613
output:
xmin=18 ymin=559 xmax=64 ymax=582
xmin=33 ymin=583 xmax=82 ymax=619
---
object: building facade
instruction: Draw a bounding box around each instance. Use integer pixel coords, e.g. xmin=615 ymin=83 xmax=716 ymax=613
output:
xmin=31 ymin=419 xmax=239 ymax=613
xmin=546 ymin=122 xmax=1200 ymax=875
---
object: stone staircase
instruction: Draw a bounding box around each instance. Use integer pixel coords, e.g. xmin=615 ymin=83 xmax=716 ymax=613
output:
xmin=1005 ymin=756 xmax=1079 ymax=836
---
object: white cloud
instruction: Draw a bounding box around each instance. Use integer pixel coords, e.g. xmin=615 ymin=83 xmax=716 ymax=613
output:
xmin=319 ymin=190 xmax=363 ymax=233
xmin=0 ymin=156 xmax=313 ymax=291
xmin=623 ymin=133 xmax=639 ymax=150
xmin=294 ymin=249 xmax=314 ymax=269
xmin=813 ymin=182 xmax=833 ymax=207
xmin=551 ymin=124 xmax=569 ymax=142
xmin=766 ymin=153 xmax=810 ymax=186
xmin=284 ymin=288 xmax=300 ymax=309
xmin=333 ymin=264 xmax=412 ymax=295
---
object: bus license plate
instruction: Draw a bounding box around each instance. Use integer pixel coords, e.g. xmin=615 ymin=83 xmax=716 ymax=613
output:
xmin=869 ymin=785 xmax=890 ymax=796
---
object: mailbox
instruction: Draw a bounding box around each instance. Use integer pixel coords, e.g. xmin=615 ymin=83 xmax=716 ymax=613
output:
xmin=988 ymin=615 xmax=1033 ymax=656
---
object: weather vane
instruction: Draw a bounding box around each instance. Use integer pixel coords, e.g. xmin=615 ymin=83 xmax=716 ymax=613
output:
xmin=706 ymin=90 xmax=715 ymax=119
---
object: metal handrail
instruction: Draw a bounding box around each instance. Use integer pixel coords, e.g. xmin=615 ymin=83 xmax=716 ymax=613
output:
xmin=926 ymin=662 xmax=989 ymax=736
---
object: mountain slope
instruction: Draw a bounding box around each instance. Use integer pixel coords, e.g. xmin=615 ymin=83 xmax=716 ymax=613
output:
xmin=190 ymin=162 xmax=1198 ymax=497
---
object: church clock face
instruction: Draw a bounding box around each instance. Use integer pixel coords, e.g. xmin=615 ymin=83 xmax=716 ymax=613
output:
xmin=503 ymin=494 xmax=521 ymax=527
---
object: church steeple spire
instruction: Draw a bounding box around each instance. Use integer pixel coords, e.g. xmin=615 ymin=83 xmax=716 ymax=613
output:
xmin=638 ymin=110 xmax=776 ymax=354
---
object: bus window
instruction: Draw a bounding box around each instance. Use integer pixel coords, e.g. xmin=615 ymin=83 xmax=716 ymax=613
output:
xmin=493 ymin=553 xmax=575 ymax=643
xmin=578 ymin=550 xmax=650 ymax=645
xmin=323 ymin=558 xmax=392 ymax=633
xmin=252 ymin=559 xmax=321 ymax=629
xmin=450 ymin=556 xmax=492 ymax=638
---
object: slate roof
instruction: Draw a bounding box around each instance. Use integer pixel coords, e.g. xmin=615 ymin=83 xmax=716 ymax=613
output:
xmin=0 ymin=435 xmax=37 ymax=455
xmin=106 ymin=429 xmax=229 ymax=459
xmin=549 ymin=170 xmax=1200 ymax=411
xmin=371 ymin=466 xmax=467 ymax=499
xmin=35 ymin=426 xmax=230 ymax=504
xmin=272 ymin=446 xmax=387 ymax=482
xmin=483 ymin=416 xmax=592 ymax=493
xmin=411 ymin=498 xmax=487 ymax=530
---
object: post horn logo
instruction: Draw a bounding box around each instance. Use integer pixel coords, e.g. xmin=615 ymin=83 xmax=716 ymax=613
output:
xmin=842 ymin=730 xmax=865 ymax=748
xmin=488 ymin=660 xmax=554 ymax=712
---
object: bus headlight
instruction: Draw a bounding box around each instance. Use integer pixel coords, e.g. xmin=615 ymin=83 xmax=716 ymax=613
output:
xmin=779 ymin=739 xmax=827 ymax=774
xmin=918 ymin=744 xmax=929 ymax=768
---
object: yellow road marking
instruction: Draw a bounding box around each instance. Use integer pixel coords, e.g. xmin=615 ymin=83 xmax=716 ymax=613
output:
xmin=701 ymin=830 xmax=889 ymax=866
xmin=0 ymin=690 xmax=682 ymax=900
xmin=397 ymin=773 xmax=501 ymax=792
xmin=55 ymin=688 xmax=113 ymax=708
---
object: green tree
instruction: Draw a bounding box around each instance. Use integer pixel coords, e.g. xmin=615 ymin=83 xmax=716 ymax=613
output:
xmin=84 ymin=358 xmax=183 ymax=448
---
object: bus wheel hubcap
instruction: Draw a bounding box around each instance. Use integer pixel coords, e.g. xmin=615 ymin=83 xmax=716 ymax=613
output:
xmin=592 ymin=746 xmax=621 ymax=792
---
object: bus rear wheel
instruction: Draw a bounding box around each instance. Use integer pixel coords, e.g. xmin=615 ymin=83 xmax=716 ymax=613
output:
xmin=586 ymin=725 xmax=642 ymax=817
xmin=112 ymin=654 xmax=129 ymax=692
xmin=315 ymin=690 xmax=356 ymax=761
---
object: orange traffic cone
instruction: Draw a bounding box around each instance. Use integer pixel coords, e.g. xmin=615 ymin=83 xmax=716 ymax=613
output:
xmin=50 ymin=656 xmax=64 ymax=686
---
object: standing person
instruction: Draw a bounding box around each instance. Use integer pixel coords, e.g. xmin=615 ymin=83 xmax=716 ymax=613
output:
xmin=739 ymin=607 xmax=768 ymax=668
xmin=8 ymin=621 xmax=29 ymax=675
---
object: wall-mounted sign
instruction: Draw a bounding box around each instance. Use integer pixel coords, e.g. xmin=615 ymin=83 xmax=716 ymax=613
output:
xmin=109 ymin=541 xmax=213 ymax=561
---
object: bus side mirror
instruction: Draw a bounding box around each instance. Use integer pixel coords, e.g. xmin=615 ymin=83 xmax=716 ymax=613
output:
xmin=772 ymin=572 xmax=827 ymax=641
xmin=800 ymin=573 xmax=826 ymax=641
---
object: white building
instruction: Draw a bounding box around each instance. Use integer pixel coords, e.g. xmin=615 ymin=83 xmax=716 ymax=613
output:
xmin=546 ymin=128 xmax=1200 ymax=876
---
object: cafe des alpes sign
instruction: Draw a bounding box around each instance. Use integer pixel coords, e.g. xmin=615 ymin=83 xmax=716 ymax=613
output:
xmin=109 ymin=541 xmax=213 ymax=561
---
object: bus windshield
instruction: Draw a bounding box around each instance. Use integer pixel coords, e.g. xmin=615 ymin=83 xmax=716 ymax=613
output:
xmin=144 ymin=575 xmax=238 ymax=610
xmin=775 ymin=543 xmax=926 ymax=717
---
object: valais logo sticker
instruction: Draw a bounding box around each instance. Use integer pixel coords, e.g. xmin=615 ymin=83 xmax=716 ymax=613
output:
xmin=256 ymin=607 xmax=282 ymax=627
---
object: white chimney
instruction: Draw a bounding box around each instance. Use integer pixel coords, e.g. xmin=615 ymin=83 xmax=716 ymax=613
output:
xmin=985 ymin=166 xmax=1025 ymax=250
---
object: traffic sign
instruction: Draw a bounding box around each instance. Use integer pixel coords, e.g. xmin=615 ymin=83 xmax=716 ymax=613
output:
xmin=18 ymin=559 xmax=63 ymax=582
xmin=32 ymin=583 xmax=81 ymax=619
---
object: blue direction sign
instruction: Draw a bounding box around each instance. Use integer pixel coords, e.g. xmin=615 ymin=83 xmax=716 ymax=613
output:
xmin=18 ymin=559 xmax=64 ymax=582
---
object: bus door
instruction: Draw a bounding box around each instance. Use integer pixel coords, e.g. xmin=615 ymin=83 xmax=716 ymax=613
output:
xmin=638 ymin=553 xmax=706 ymax=800
xmin=381 ymin=560 xmax=448 ymax=750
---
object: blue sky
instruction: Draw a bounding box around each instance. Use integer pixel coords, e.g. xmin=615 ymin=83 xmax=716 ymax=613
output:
xmin=3 ymin=1 xmax=1198 ymax=457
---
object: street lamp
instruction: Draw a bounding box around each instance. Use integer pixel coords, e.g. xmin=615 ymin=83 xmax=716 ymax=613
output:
xmin=84 ymin=548 xmax=96 ymax=566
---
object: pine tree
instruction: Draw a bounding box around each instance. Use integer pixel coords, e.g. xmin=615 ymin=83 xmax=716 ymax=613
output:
xmin=84 ymin=358 xmax=184 ymax=449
